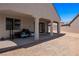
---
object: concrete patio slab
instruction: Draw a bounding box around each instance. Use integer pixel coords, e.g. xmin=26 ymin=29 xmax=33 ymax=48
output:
xmin=0 ymin=37 xmax=34 ymax=50
xmin=0 ymin=40 xmax=16 ymax=49
xmin=0 ymin=33 xmax=64 ymax=53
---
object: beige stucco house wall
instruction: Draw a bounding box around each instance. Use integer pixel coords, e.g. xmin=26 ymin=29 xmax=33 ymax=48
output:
xmin=0 ymin=3 xmax=60 ymax=39
xmin=0 ymin=14 xmax=35 ymax=38
xmin=61 ymin=14 xmax=79 ymax=33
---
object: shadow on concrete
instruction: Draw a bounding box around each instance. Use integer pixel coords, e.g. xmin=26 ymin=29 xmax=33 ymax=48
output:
xmin=0 ymin=33 xmax=66 ymax=53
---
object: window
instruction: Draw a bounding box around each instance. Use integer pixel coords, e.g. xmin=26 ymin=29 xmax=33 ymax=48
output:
xmin=14 ymin=19 xmax=21 ymax=30
xmin=6 ymin=17 xmax=21 ymax=30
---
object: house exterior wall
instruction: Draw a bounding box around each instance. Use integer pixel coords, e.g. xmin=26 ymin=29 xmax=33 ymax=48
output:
xmin=61 ymin=16 xmax=79 ymax=33
xmin=0 ymin=14 xmax=49 ymax=38
xmin=0 ymin=15 xmax=35 ymax=38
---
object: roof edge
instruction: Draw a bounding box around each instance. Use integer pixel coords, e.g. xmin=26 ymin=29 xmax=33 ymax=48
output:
xmin=69 ymin=14 xmax=79 ymax=25
xmin=52 ymin=3 xmax=61 ymax=21
xmin=62 ymin=14 xmax=79 ymax=26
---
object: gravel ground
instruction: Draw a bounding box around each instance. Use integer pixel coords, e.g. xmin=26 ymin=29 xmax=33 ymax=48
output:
xmin=0 ymin=31 xmax=79 ymax=56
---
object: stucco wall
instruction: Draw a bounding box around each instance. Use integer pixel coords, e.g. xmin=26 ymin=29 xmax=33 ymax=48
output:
xmin=0 ymin=15 xmax=8 ymax=38
xmin=61 ymin=26 xmax=79 ymax=33
xmin=0 ymin=15 xmax=35 ymax=38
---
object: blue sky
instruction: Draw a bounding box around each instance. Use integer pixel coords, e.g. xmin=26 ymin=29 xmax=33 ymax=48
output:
xmin=53 ymin=3 xmax=79 ymax=23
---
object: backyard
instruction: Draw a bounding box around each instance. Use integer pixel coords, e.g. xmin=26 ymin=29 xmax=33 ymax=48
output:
xmin=0 ymin=31 xmax=79 ymax=56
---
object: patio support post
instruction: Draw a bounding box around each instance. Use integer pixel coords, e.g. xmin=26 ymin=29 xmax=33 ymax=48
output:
xmin=50 ymin=20 xmax=53 ymax=36
xmin=35 ymin=17 xmax=39 ymax=40
xmin=57 ymin=22 xmax=60 ymax=34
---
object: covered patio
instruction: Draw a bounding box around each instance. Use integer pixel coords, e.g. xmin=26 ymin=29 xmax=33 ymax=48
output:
xmin=0 ymin=3 xmax=60 ymax=41
xmin=0 ymin=33 xmax=65 ymax=53
xmin=0 ymin=9 xmax=60 ymax=41
xmin=0 ymin=4 xmax=61 ymax=53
